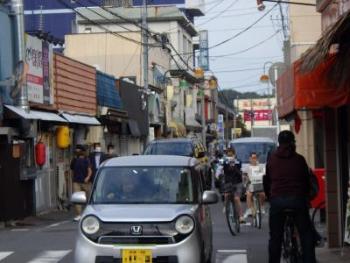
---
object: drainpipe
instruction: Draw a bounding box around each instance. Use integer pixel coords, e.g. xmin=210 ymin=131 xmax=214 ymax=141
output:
xmin=11 ymin=0 xmax=29 ymax=111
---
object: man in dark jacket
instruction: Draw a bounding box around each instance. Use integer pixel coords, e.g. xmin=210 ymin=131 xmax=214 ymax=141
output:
xmin=264 ymin=130 xmax=316 ymax=263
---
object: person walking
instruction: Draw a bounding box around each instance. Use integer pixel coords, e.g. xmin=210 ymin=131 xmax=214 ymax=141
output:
xmin=264 ymin=130 xmax=316 ymax=263
xmin=70 ymin=145 xmax=92 ymax=221
xmin=89 ymin=142 xmax=106 ymax=183
xmin=101 ymin=143 xmax=118 ymax=162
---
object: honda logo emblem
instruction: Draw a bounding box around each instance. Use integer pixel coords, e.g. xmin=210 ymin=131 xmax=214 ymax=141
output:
xmin=130 ymin=225 xmax=143 ymax=235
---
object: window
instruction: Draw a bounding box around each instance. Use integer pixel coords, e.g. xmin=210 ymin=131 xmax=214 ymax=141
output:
xmin=91 ymin=167 xmax=195 ymax=204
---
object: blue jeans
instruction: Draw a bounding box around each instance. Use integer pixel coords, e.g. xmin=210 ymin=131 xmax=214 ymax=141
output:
xmin=268 ymin=196 xmax=316 ymax=263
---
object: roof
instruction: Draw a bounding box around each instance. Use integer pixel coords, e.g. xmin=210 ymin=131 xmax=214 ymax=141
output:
xmin=149 ymin=138 xmax=193 ymax=143
xmin=75 ymin=6 xmax=197 ymax=36
xmin=101 ymin=155 xmax=198 ymax=167
xmin=230 ymin=137 xmax=276 ymax=144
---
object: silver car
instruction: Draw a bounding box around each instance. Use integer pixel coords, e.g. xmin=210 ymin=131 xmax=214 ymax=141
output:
xmin=71 ymin=155 xmax=218 ymax=263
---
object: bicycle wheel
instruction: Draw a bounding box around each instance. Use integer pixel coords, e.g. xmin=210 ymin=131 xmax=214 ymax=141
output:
xmin=225 ymin=200 xmax=239 ymax=236
xmin=253 ymin=195 xmax=262 ymax=229
xmin=282 ymin=221 xmax=297 ymax=263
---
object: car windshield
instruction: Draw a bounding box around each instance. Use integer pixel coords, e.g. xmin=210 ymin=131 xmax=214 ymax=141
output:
xmin=230 ymin=142 xmax=276 ymax=163
xmin=91 ymin=167 xmax=195 ymax=204
xmin=144 ymin=142 xmax=193 ymax=156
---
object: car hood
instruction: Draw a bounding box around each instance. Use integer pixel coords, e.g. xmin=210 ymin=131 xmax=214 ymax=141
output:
xmin=83 ymin=204 xmax=198 ymax=222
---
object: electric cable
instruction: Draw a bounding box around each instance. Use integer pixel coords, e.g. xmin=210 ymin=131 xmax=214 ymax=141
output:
xmin=197 ymin=0 xmax=239 ymax=27
xmin=208 ymin=3 xmax=278 ymax=49
xmin=210 ymin=29 xmax=281 ymax=58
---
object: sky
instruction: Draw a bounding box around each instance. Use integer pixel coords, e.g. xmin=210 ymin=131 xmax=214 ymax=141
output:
xmin=194 ymin=0 xmax=286 ymax=94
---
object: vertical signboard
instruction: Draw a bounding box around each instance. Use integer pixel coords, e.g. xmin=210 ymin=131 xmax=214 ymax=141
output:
xmin=199 ymin=30 xmax=209 ymax=71
xmin=26 ymin=35 xmax=53 ymax=105
xmin=217 ymin=114 xmax=224 ymax=140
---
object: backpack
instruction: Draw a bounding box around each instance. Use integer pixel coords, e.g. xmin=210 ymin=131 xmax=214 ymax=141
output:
xmin=309 ymin=168 xmax=319 ymax=201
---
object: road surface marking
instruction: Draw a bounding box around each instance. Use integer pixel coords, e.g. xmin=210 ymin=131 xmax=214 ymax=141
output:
xmin=0 ymin=252 xmax=13 ymax=261
xmin=44 ymin=220 xmax=70 ymax=229
xmin=222 ymin=254 xmax=247 ymax=263
xmin=216 ymin=249 xmax=247 ymax=263
xmin=11 ymin=228 xmax=29 ymax=232
xmin=217 ymin=249 xmax=247 ymax=253
xmin=27 ymin=250 xmax=71 ymax=263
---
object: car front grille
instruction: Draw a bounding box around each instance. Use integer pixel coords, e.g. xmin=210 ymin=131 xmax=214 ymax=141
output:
xmin=95 ymin=255 xmax=178 ymax=263
xmin=98 ymin=235 xmax=175 ymax=245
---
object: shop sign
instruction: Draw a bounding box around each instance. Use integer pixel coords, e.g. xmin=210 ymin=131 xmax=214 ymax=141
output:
xmin=244 ymin=109 xmax=273 ymax=122
xmin=25 ymin=35 xmax=53 ymax=105
xmin=198 ymin=30 xmax=209 ymax=71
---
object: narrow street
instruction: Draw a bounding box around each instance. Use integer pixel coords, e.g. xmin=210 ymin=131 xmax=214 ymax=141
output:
xmin=0 ymin=201 xmax=269 ymax=263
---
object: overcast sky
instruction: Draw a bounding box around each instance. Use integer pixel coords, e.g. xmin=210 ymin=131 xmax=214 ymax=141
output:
xmin=194 ymin=0 xmax=286 ymax=94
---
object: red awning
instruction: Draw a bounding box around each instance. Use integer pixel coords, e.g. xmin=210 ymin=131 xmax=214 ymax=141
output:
xmin=277 ymin=56 xmax=350 ymax=118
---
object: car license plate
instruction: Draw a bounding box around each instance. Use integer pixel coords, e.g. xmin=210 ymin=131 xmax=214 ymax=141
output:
xmin=122 ymin=249 xmax=152 ymax=263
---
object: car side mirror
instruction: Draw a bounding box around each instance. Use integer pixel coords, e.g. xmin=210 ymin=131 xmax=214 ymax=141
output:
xmin=197 ymin=151 xmax=206 ymax=158
xmin=70 ymin=191 xmax=87 ymax=204
xmin=202 ymin=190 xmax=218 ymax=204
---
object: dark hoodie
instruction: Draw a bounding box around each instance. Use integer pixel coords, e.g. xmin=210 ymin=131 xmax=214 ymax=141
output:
xmin=264 ymin=145 xmax=310 ymax=199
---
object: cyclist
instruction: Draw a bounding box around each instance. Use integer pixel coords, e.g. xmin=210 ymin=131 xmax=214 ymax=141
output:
xmin=243 ymin=152 xmax=266 ymax=219
xmin=264 ymin=130 xmax=316 ymax=263
xmin=219 ymin=147 xmax=244 ymax=223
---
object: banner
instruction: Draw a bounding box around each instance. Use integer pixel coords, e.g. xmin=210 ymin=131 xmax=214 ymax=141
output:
xmin=199 ymin=30 xmax=209 ymax=71
xmin=244 ymin=109 xmax=273 ymax=122
xmin=25 ymin=35 xmax=53 ymax=105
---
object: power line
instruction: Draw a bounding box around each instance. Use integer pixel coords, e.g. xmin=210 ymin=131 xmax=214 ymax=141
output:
xmin=197 ymin=0 xmax=239 ymax=27
xmin=215 ymin=67 xmax=262 ymax=73
xmin=73 ymin=0 xmax=193 ymax=70
xmin=210 ymin=30 xmax=281 ymax=58
xmin=56 ymin=0 xmax=146 ymax=45
xmin=208 ymin=3 xmax=278 ymax=49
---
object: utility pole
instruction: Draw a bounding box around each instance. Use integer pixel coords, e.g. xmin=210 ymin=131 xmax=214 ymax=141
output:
xmin=11 ymin=0 xmax=28 ymax=111
xmin=142 ymin=0 xmax=149 ymax=145
xmin=142 ymin=0 xmax=149 ymax=92
xmin=201 ymin=88 xmax=206 ymax=146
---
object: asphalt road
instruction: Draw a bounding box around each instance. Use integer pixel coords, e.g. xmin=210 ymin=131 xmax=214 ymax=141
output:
xmin=0 ymin=201 xmax=269 ymax=263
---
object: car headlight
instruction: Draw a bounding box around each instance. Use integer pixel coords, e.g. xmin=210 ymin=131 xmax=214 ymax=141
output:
xmin=81 ymin=216 xmax=100 ymax=235
xmin=175 ymin=215 xmax=194 ymax=235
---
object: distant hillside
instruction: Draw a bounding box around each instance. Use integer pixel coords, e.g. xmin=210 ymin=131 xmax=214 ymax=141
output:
xmin=218 ymin=89 xmax=272 ymax=109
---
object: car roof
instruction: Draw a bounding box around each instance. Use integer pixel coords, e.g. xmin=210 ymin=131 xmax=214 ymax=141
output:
xmin=101 ymin=155 xmax=199 ymax=168
xmin=148 ymin=138 xmax=195 ymax=144
xmin=230 ymin=137 xmax=276 ymax=144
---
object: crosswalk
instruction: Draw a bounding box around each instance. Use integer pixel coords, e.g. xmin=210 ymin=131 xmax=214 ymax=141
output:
xmin=0 ymin=250 xmax=71 ymax=263
xmin=216 ymin=249 xmax=248 ymax=263
xmin=1 ymin=249 xmax=248 ymax=262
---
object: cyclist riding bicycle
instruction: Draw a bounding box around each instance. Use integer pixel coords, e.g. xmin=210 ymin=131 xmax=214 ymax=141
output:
xmin=217 ymin=147 xmax=244 ymax=223
xmin=263 ymin=130 xmax=316 ymax=263
xmin=243 ymin=152 xmax=266 ymax=219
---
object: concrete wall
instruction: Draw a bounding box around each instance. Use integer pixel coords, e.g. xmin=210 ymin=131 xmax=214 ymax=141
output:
xmin=64 ymin=31 xmax=170 ymax=87
xmin=288 ymin=0 xmax=321 ymax=168
xmin=75 ymin=20 xmax=193 ymax=70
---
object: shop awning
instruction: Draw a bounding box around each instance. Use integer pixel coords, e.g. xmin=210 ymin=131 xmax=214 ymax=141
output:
xmin=5 ymin=105 xmax=67 ymax=122
xmin=128 ymin=119 xmax=141 ymax=137
xmin=61 ymin=113 xmax=100 ymax=125
xmin=277 ymin=57 xmax=350 ymax=117
xmin=294 ymin=58 xmax=350 ymax=109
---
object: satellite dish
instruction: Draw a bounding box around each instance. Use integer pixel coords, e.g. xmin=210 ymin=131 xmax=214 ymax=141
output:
xmin=268 ymin=62 xmax=286 ymax=87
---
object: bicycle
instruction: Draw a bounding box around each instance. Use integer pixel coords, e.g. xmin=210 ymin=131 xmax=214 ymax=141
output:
xmin=281 ymin=209 xmax=302 ymax=263
xmin=225 ymin=190 xmax=240 ymax=236
xmin=245 ymin=177 xmax=264 ymax=229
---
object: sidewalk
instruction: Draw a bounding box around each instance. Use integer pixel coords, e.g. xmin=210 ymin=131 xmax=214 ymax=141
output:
xmin=316 ymin=245 xmax=350 ymax=262
xmin=1 ymin=209 xmax=75 ymax=228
